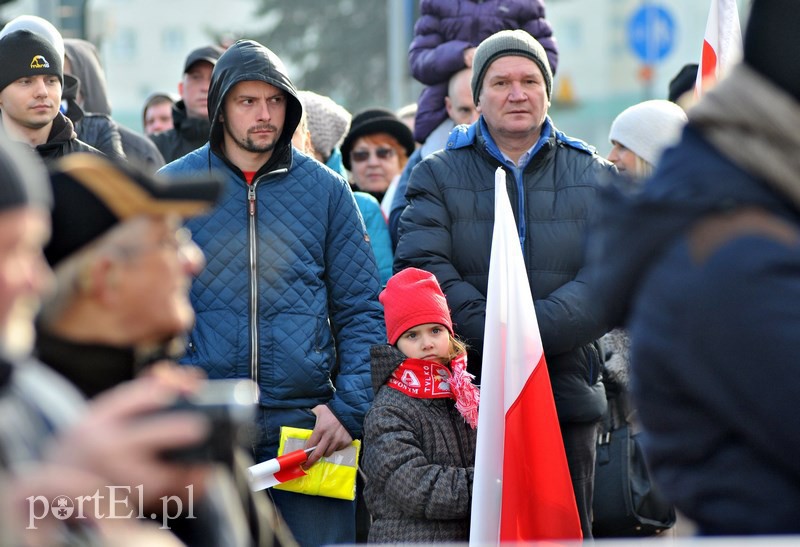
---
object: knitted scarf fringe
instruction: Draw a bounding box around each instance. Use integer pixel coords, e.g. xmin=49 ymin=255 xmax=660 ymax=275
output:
xmin=449 ymin=355 xmax=480 ymax=429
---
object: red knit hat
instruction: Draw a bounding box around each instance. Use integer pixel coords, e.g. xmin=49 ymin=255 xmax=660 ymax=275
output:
xmin=380 ymin=268 xmax=453 ymax=345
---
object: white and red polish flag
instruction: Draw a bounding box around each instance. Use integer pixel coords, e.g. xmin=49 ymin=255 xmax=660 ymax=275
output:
xmin=469 ymin=168 xmax=582 ymax=545
xmin=247 ymin=447 xmax=314 ymax=491
xmin=695 ymin=0 xmax=742 ymax=97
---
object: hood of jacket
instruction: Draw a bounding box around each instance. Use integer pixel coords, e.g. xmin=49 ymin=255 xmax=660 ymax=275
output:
xmin=64 ymin=38 xmax=112 ymax=115
xmin=60 ymin=74 xmax=84 ymax=124
xmin=207 ymin=39 xmax=302 ymax=174
xmin=586 ymin=65 xmax=800 ymax=330
xmin=369 ymin=345 xmax=406 ymax=395
xmin=38 ymin=111 xmax=77 ymax=148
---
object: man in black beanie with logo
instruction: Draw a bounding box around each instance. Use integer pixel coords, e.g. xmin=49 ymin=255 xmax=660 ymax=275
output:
xmin=395 ymin=29 xmax=616 ymax=537
xmin=586 ymin=0 xmax=800 ymax=534
xmin=0 ymin=29 xmax=98 ymax=161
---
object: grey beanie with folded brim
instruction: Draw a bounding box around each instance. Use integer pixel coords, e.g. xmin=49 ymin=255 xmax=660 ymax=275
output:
xmin=471 ymin=29 xmax=553 ymax=104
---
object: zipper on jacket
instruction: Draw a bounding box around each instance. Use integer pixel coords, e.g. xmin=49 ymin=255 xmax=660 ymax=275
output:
xmin=247 ymin=182 xmax=260 ymax=401
xmin=246 ymin=167 xmax=288 ymax=403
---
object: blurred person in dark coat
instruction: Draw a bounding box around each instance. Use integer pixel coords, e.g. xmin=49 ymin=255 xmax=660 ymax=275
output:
xmin=586 ymin=0 xmax=800 ymax=534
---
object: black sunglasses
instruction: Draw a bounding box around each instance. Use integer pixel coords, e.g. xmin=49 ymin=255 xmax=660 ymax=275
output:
xmin=351 ymin=147 xmax=396 ymax=163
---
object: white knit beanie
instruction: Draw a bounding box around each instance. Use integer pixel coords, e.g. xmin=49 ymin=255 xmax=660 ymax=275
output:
xmin=298 ymin=91 xmax=352 ymax=161
xmin=608 ymin=100 xmax=688 ymax=166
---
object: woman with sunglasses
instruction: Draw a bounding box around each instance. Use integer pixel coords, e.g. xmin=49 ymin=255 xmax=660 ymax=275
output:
xmin=341 ymin=109 xmax=416 ymax=213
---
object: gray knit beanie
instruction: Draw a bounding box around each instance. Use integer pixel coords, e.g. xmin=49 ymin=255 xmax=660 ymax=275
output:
xmin=471 ymin=29 xmax=553 ymax=104
xmin=0 ymin=30 xmax=63 ymax=94
xmin=608 ymin=100 xmax=688 ymax=166
xmin=299 ymin=91 xmax=352 ymax=161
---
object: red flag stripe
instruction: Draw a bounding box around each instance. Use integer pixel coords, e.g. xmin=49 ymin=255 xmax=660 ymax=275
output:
xmin=273 ymin=448 xmax=309 ymax=483
xmin=501 ymin=355 xmax=581 ymax=540
xmin=700 ymin=40 xmax=718 ymax=82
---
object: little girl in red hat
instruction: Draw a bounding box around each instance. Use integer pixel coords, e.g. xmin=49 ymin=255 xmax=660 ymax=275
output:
xmin=361 ymin=267 xmax=479 ymax=543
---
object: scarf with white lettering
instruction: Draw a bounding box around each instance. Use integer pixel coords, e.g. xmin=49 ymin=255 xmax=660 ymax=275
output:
xmin=388 ymin=354 xmax=479 ymax=428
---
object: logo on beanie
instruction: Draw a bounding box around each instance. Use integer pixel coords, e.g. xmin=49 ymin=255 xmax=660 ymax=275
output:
xmin=30 ymin=55 xmax=50 ymax=69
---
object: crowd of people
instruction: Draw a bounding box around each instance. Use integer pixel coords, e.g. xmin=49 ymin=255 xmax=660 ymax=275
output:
xmin=1 ymin=0 xmax=799 ymax=545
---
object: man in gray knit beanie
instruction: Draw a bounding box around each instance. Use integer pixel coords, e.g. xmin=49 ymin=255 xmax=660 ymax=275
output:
xmin=395 ymin=27 xmax=615 ymax=539
xmin=471 ymin=28 xmax=553 ymax=104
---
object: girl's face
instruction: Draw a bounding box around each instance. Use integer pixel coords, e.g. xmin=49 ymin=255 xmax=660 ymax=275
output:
xmin=607 ymin=141 xmax=640 ymax=178
xmin=396 ymin=323 xmax=451 ymax=365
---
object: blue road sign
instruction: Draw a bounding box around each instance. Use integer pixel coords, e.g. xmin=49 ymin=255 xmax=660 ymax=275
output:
xmin=628 ymin=5 xmax=676 ymax=64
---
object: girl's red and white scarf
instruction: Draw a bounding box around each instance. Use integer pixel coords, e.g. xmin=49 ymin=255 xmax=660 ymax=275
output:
xmin=388 ymin=354 xmax=480 ymax=428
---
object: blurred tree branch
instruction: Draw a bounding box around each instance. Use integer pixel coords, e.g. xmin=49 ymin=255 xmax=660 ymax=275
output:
xmin=253 ymin=0 xmax=389 ymax=112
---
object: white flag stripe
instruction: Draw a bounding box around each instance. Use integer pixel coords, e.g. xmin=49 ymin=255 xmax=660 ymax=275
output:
xmin=696 ymin=0 xmax=742 ymax=95
xmin=716 ymin=0 xmax=742 ymax=70
xmin=469 ymin=167 xmax=542 ymax=544
xmin=493 ymin=169 xmax=541 ymax=409
xmin=248 ymin=458 xmax=283 ymax=491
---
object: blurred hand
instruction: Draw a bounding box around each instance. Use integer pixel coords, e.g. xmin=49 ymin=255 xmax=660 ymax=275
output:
xmin=140 ymin=360 xmax=207 ymax=387
xmin=47 ymin=375 xmax=213 ymax=511
xmin=305 ymin=404 xmax=352 ymax=466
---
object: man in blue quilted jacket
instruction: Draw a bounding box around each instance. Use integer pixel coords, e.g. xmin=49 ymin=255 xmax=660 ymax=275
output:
xmin=159 ymin=39 xmax=385 ymax=546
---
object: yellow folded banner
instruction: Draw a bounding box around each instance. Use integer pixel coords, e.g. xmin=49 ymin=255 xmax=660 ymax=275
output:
xmin=273 ymin=426 xmax=360 ymax=501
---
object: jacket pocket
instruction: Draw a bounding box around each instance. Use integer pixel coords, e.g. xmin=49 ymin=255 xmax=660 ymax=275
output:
xmin=261 ymin=313 xmax=334 ymax=400
xmin=187 ymin=309 xmax=247 ymax=379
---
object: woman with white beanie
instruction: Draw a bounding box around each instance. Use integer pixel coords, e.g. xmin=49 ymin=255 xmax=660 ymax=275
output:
xmin=607 ymin=99 xmax=687 ymax=179
xmin=595 ymin=99 xmax=688 ymax=537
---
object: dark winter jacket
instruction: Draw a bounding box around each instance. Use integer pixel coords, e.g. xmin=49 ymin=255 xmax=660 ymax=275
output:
xmin=150 ymin=101 xmax=211 ymax=163
xmin=73 ymin=113 xmax=126 ymax=161
xmin=160 ymin=40 xmax=385 ymax=440
xmin=64 ymin=39 xmax=161 ymax=170
xmin=409 ymin=0 xmax=557 ymax=143
xmin=396 ymin=118 xmax=613 ymax=423
xmin=118 ymin=124 xmax=165 ymax=173
xmin=586 ymin=65 xmax=800 ymax=534
xmin=35 ymin=112 xmax=101 ymax=161
xmin=62 ymin=39 xmax=126 ymax=161
xmin=362 ymin=345 xmax=476 ymax=543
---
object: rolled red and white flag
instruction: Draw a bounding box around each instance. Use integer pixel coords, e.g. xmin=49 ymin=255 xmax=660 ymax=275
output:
xmin=695 ymin=0 xmax=742 ymax=96
xmin=248 ymin=447 xmax=314 ymax=491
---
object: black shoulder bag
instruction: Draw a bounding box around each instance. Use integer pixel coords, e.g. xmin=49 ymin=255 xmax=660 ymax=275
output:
xmin=592 ymin=377 xmax=676 ymax=537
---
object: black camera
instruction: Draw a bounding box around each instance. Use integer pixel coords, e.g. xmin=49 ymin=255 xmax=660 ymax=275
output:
xmin=159 ymin=379 xmax=257 ymax=465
